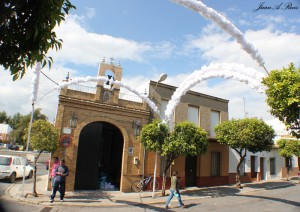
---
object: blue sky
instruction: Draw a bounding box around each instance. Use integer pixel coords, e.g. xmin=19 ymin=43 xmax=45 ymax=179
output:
xmin=1 ymin=0 xmax=300 ymax=126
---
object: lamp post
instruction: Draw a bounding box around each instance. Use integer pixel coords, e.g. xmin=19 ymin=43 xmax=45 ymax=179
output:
xmin=149 ymin=73 xmax=167 ymax=198
xmin=21 ymin=87 xmax=58 ymax=197
xmin=150 ymin=73 xmax=168 ymax=99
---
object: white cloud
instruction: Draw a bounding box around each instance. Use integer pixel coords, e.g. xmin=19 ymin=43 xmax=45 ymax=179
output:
xmin=85 ymin=7 xmax=96 ymax=19
xmin=48 ymin=15 xmax=176 ymax=66
xmin=0 ymin=65 xmax=76 ymax=122
xmin=183 ymin=25 xmax=300 ymax=71
xmin=50 ymin=17 xmax=150 ymax=65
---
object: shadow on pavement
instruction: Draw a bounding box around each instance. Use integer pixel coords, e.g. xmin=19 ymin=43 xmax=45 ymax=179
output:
xmin=181 ymin=203 xmax=199 ymax=209
xmin=112 ymin=199 xmax=167 ymax=211
xmin=239 ymin=193 xmax=300 ymax=207
xmin=181 ymin=186 xmax=240 ymax=198
xmin=180 ymin=180 xmax=299 ymax=199
xmin=66 ymin=190 xmax=114 ymax=200
xmin=243 ymin=181 xmax=295 ymax=190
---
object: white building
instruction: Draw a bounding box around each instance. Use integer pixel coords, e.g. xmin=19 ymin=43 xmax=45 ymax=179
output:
xmin=228 ymin=118 xmax=299 ymax=184
xmin=0 ymin=123 xmax=13 ymax=143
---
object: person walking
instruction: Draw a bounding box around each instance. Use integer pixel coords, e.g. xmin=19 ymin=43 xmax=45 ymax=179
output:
xmin=50 ymin=159 xmax=69 ymax=203
xmin=49 ymin=156 xmax=59 ymax=186
xmin=165 ymin=171 xmax=186 ymax=209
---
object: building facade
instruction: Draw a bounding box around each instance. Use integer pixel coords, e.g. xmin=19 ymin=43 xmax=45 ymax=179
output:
xmin=51 ymin=61 xmax=230 ymax=192
xmin=149 ymin=81 xmax=230 ymax=187
xmin=228 ymin=119 xmax=300 ymax=184
xmin=0 ymin=123 xmax=12 ymax=143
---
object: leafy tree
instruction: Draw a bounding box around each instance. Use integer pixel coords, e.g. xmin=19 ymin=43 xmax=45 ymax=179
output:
xmin=0 ymin=0 xmax=76 ymax=80
xmin=10 ymin=108 xmax=47 ymax=145
xmin=0 ymin=111 xmax=9 ymax=123
xmin=277 ymin=138 xmax=300 ymax=180
xmin=140 ymin=120 xmax=169 ymax=151
xmin=24 ymin=119 xmax=59 ymax=197
xmin=262 ymin=63 xmax=300 ymax=138
xmin=8 ymin=112 xmax=22 ymax=129
xmin=140 ymin=120 xmax=208 ymax=195
xmin=215 ymin=118 xmax=275 ymax=188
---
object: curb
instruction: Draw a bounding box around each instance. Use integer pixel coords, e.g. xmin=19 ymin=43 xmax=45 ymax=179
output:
xmin=5 ymin=179 xmax=299 ymax=207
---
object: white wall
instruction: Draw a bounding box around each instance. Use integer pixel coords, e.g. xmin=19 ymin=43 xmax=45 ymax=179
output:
xmin=228 ymin=148 xmax=297 ymax=181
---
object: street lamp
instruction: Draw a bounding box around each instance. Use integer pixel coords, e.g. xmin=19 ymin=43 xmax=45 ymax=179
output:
xmin=149 ymin=73 xmax=167 ymax=198
xmin=150 ymin=73 xmax=168 ymax=99
xmin=22 ymin=86 xmax=58 ymax=197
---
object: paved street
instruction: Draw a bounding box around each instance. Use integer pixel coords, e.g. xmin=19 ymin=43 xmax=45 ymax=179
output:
xmin=0 ymin=162 xmax=48 ymax=212
xmin=1 ymin=183 xmax=299 ymax=212
xmin=1 ymin=162 xmax=299 ymax=212
xmin=178 ymin=184 xmax=300 ymax=212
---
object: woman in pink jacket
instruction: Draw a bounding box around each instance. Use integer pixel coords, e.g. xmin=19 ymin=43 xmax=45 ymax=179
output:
xmin=50 ymin=157 xmax=59 ymax=186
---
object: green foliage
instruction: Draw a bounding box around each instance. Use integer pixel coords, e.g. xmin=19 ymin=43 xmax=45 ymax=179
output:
xmin=140 ymin=120 xmax=208 ymax=195
xmin=140 ymin=120 xmax=169 ymax=151
xmin=0 ymin=0 xmax=76 ymax=80
xmin=162 ymin=121 xmax=208 ymax=157
xmin=277 ymin=138 xmax=300 ymax=158
xmin=8 ymin=112 xmax=22 ymax=129
xmin=215 ymin=118 xmax=275 ymax=154
xmin=140 ymin=120 xmax=208 ymax=157
xmin=25 ymin=119 xmax=59 ymax=153
xmin=10 ymin=108 xmax=47 ymax=145
xmin=262 ymin=63 xmax=300 ymax=138
xmin=0 ymin=111 xmax=9 ymax=123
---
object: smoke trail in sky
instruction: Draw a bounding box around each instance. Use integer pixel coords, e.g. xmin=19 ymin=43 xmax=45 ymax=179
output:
xmin=164 ymin=63 xmax=266 ymax=122
xmin=172 ymin=0 xmax=265 ymax=68
xmin=57 ymin=76 xmax=159 ymax=114
xmin=30 ymin=62 xmax=41 ymax=103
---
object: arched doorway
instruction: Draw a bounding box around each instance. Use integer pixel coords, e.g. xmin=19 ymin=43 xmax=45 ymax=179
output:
xmin=74 ymin=122 xmax=124 ymax=190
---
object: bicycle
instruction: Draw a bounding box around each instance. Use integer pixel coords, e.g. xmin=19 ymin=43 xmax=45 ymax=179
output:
xmin=131 ymin=175 xmax=160 ymax=192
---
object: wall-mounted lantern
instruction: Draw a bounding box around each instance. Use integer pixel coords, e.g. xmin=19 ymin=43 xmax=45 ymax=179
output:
xmin=132 ymin=120 xmax=141 ymax=137
xmin=70 ymin=112 xmax=78 ymax=129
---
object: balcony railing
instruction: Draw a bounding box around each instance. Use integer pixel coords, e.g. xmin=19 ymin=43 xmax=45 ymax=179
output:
xmin=68 ymin=84 xmax=143 ymax=103
xmin=68 ymin=84 xmax=96 ymax=94
xmin=119 ymin=93 xmax=143 ymax=103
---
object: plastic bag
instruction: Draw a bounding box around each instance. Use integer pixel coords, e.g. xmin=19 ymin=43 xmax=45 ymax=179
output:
xmin=174 ymin=191 xmax=179 ymax=197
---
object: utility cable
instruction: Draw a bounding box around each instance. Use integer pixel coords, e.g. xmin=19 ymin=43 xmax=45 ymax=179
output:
xmin=40 ymin=70 xmax=59 ymax=85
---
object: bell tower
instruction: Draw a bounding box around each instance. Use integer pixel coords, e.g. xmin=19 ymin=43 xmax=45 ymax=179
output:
xmin=95 ymin=57 xmax=123 ymax=104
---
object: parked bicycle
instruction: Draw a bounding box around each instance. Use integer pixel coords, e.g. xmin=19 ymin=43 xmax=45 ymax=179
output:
xmin=131 ymin=175 xmax=160 ymax=192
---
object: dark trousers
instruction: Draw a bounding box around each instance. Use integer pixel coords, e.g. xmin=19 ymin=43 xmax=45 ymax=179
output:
xmin=50 ymin=180 xmax=66 ymax=200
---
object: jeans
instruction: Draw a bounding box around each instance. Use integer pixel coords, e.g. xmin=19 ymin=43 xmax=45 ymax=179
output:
xmin=51 ymin=177 xmax=56 ymax=187
xmin=50 ymin=180 xmax=66 ymax=200
xmin=165 ymin=189 xmax=184 ymax=207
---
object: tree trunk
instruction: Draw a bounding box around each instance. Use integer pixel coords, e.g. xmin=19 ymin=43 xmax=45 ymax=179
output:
xmin=286 ymin=157 xmax=291 ymax=181
xmin=32 ymin=152 xmax=41 ymax=197
xmin=161 ymin=154 xmax=175 ymax=196
xmin=234 ymin=148 xmax=246 ymax=189
xmin=236 ymin=159 xmax=243 ymax=189
xmin=162 ymin=172 xmax=167 ymax=196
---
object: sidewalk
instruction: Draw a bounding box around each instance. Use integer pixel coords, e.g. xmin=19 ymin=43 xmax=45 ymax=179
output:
xmin=5 ymin=174 xmax=299 ymax=207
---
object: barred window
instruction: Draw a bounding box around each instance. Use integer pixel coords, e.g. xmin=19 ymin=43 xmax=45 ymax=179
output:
xmin=188 ymin=105 xmax=199 ymax=126
xmin=270 ymin=158 xmax=276 ymax=175
xmin=210 ymin=110 xmax=220 ymax=137
xmin=211 ymin=152 xmax=221 ymax=176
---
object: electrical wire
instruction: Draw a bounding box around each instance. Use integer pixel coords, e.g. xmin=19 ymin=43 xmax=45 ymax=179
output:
xmin=40 ymin=70 xmax=59 ymax=85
